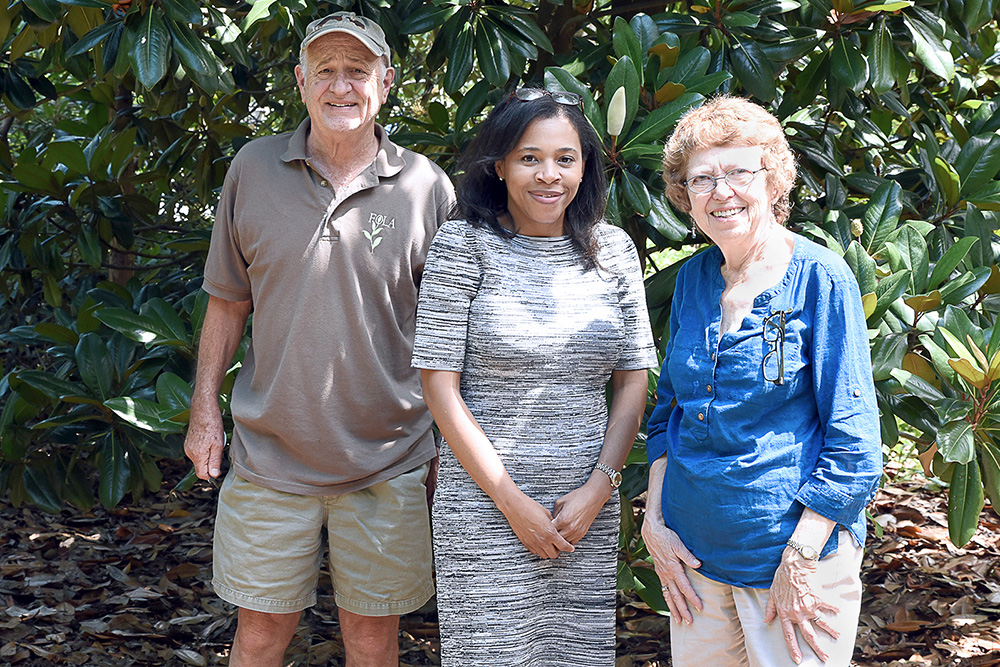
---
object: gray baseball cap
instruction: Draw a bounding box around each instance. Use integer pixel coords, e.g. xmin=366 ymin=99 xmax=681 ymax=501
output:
xmin=300 ymin=11 xmax=390 ymax=61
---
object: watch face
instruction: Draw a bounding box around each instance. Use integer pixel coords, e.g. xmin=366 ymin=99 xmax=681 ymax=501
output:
xmin=610 ymin=471 xmax=622 ymax=488
xmin=801 ymin=545 xmax=818 ymax=559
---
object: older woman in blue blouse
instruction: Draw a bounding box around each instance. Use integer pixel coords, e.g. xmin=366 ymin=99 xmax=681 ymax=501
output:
xmin=642 ymin=96 xmax=882 ymax=667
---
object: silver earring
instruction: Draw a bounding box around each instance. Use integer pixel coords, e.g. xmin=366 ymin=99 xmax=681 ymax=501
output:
xmin=690 ymin=224 xmax=697 ymax=239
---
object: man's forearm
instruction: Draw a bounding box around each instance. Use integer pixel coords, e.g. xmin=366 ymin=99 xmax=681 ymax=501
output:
xmin=191 ymin=295 xmax=252 ymax=407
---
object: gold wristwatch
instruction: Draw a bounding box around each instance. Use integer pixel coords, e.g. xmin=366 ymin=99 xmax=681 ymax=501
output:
xmin=594 ymin=463 xmax=622 ymax=489
xmin=786 ymin=538 xmax=820 ymax=560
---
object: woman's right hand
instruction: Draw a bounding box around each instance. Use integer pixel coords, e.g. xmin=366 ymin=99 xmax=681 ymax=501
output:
xmin=642 ymin=512 xmax=703 ymax=623
xmin=499 ymin=490 xmax=575 ymax=559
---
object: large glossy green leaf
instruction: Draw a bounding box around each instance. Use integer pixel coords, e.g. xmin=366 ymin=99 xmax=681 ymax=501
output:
xmin=22 ymin=0 xmax=61 ymax=22
xmin=955 ymin=134 xmax=1000 ymax=197
xmin=630 ymin=564 xmax=668 ymax=614
xmin=76 ymin=333 xmax=115 ymax=401
xmin=877 ymin=394 xmax=899 ymax=448
xmin=624 ymin=93 xmax=702 ymax=149
xmin=646 ymin=192 xmax=688 ymax=242
xmin=889 ymin=369 xmax=945 ymax=404
xmin=612 ymin=17 xmax=643 ymax=85
xmin=400 ymin=4 xmax=459 ymax=33
xmin=16 ymin=371 xmax=90 ymax=402
xmin=104 ymin=396 xmax=186 ymax=434
xmin=34 ymin=323 xmax=78 ymax=345
xmin=844 ymin=241 xmax=877 ymax=295
xmin=728 ymin=36 xmax=776 ymax=102
xmin=860 ymin=181 xmax=902 ymax=254
xmin=498 ymin=8 xmax=553 ymax=54
xmin=932 ymin=156 xmax=961 ymax=208
xmin=620 ymin=171 xmax=652 ymax=216
xmin=24 ymin=466 xmax=62 ymax=513
xmin=161 ymin=0 xmax=202 ymax=24
xmin=980 ymin=440 xmax=1000 ymax=508
xmin=939 ymin=266 xmax=991 ymax=305
xmin=475 ymin=20 xmax=511 ymax=88
xmin=886 ymin=225 xmax=929 ymax=293
xmin=130 ymin=8 xmax=171 ymax=89
xmin=629 ymin=12 xmax=660 ymax=52
xmin=903 ymin=14 xmax=955 ymax=82
xmin=937 ymin=419 xmax=976 ymax=464
xmin=870 ymin=270 xmax=910 ymax=322
xmin=831 ymin=37 xmax=868 ymax=94
xmin=167 ymin=18 xmax=214 ymax=75
xmin=867 ymin=18 xmax=894 ymax=95
xmin=155 ymin=372 xmax=192 ymax=411
xmin=241 ymin=0 xmax=277 ymax=31
xmin=455 ymin=80 xmax=491 ymax=131
xmin=99 ymin=432 xmax=130 ymax=509
xmin=142 ymin=298 xmax=188 ymax=343
xmin=64 ymin=20 xmax=122 ymax=58
xmin=62 ymin=464 xmax=95 ymax=512
xmin=948 ymin=458 xmax=984 ymax=547
xmin=96 ymin=303 xmax=186 ymax=347
xmin=871 ymin=333 xmax=908 ymax=382
xmin=927 ymin=236 xmax=978 ymax=290
xmin=443 ymin=21 xmax=475 ymax=94
xmin=963 ymin=205 xmax=995 ymax=267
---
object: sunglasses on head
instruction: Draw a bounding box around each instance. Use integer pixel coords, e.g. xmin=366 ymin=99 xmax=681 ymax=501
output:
xmin=509 ymin=88 xmax=583 ymax=108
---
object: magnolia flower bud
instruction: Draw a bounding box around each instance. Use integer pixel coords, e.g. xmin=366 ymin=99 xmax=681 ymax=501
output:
xmin=607 ymin=86 xmax=626 ymax=138
xmin=851 ymin=219 xmax=864 ymax=238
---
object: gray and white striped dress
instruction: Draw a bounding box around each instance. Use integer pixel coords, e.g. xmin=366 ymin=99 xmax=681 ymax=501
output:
xmin=412 ymin=219 xmax=657 ymax=666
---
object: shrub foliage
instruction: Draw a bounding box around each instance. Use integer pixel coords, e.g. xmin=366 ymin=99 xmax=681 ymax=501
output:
xmin=3 ymin=0 xmax=1000 ymax=611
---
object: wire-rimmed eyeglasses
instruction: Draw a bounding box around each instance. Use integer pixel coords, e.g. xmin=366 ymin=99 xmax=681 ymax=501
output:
xmin=510 ymin=88 xmax=583 ymax=108
xmin=684 ymin=167 xmax=768 ymax=194
xmin=762 ymin=309 xmax=789 ymax=386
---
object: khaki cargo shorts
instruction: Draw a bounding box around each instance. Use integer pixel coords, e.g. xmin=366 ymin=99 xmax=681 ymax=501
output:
xmin=211 ymin=463 xmax=434 ymax=616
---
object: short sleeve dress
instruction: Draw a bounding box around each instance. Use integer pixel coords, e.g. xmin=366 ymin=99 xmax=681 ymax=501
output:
xmin=412 ymin=219 xmax=657 ymax=666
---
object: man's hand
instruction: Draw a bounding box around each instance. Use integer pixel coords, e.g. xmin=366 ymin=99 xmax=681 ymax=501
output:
xmin=184 ymin=398 xmax=226 ymax=480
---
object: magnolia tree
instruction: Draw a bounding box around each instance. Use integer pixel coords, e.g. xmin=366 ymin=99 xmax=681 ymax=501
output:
xmin=2 ymin=0 xmax=1000 ymax=613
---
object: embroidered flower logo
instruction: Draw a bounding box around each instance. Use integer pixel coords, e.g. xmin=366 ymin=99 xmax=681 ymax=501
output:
xmin=363 ymin=212 xmax=395 ymax=254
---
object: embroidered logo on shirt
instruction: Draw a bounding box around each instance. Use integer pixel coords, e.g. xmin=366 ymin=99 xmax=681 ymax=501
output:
xmin=363 ymin=212 xmax=396 ymax=254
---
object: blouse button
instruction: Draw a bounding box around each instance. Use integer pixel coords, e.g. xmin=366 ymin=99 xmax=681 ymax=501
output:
xmin=321 ymin=180 xmax=329 ymax=187
xmin=853 ymin=389 xmax=861 ymax=397
xmin=706 ymin=385 xmax=712 ymax=393
xmin=698 ymin=412 xmax=705 ymax=421
xmin=711 ymin=352 xmax=716 ymax=361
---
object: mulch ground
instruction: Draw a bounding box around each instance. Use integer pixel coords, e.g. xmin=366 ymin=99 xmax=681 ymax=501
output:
xmin=1 ymin=462 xmax=998 ymax=666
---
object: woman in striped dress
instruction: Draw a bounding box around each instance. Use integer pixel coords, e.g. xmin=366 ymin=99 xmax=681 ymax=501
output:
xmin=411 ymin=89 xmax=657 ymax=665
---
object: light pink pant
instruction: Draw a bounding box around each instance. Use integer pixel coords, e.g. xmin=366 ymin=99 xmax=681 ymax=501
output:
xmin=670 ymin=530 xmax=864 ymax=667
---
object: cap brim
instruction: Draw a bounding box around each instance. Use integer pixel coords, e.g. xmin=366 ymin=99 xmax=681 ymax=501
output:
xmin=301 ymin=27 xmax=385 ymax=58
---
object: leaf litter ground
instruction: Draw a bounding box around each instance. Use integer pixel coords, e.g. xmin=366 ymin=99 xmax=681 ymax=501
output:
xmin=1 ymin=461 xmax=997 ymax=666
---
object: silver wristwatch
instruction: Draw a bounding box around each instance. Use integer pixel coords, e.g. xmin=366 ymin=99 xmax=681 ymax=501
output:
xmin=594 ymin=463 xmax=622 ymax=489
xmin=786 ymin=538 xmax=820 ymax=560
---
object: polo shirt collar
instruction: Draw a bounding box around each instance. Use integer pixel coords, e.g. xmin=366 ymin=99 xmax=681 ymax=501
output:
xmin=280 ymin=119 xmax=405 ymax=179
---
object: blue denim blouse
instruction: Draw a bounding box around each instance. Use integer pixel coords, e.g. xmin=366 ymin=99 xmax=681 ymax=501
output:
xmin=646 ymin=234 xmax=882 ymax=589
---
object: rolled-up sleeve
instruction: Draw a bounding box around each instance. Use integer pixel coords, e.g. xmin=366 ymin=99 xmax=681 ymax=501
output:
xmin=795 ymin=264 xmax=882 ymax=525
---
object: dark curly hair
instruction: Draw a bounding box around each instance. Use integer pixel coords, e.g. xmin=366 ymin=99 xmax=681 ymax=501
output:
xmin=453 ymin=89 xmax=607 ymax=267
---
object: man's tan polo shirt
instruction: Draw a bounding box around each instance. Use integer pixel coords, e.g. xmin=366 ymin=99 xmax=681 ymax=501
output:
xmin=204 ymin=120 xmax=455 ymax=495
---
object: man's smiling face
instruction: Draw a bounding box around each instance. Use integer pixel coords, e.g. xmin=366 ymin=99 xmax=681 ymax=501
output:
xmin=295 ymin=33 xmax=394 ymax=138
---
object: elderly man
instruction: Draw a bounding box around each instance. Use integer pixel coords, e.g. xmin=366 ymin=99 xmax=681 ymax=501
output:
xmin=183 ymin=12 xmax=455 ymax=667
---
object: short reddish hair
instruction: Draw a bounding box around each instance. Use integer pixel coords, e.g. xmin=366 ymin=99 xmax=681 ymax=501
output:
xmin=662 ymin=96 xmax=797 ymax=225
